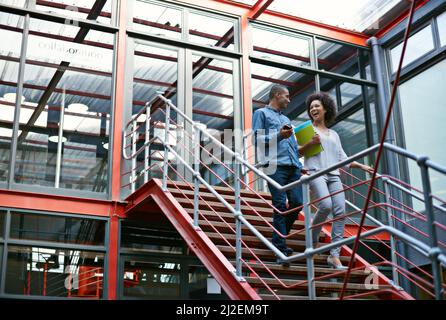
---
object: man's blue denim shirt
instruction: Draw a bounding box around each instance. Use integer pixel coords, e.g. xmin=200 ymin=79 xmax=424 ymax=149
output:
xmin=252 ymin=105 xmax=302 ymax=169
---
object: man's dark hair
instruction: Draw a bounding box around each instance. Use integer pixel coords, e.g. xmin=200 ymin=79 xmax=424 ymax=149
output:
xmin=269 ymin=84 xmax=288 ymax=101
xmin=306 ymin=91 xmax=337 ymax=125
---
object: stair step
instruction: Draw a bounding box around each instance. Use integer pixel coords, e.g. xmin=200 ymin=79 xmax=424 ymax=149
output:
xmin=246 ymin=277 xmax=392 ymax=293
xmin=176 ymin=198 xmax=275 ymax=216
xmin=205 ymin=232 xmax=307 ymax=250
xmin=168 ymin=188 xmax=272 ymax=208
xmin=196 ymin=218 xmax=322 ymax=241
xmin=184 ymin=208 xmax=303 ymax=226
xmin=167 ymin=181 xmax=272 ymax=200
xmin=217 ymin=246 xmax=349 ymax=266
xmin=240 ymin=261 xmax=368 ymax=280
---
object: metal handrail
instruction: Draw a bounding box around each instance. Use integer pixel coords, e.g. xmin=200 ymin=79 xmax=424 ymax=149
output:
xmin=123 ymin=93 xmax=446 ymax=299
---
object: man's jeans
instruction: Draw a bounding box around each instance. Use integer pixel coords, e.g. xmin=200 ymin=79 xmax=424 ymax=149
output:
xmin=267 ymin=165 xmax=303 ymax=254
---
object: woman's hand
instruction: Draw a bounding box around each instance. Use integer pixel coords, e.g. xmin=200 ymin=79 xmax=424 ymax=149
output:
xmin=309 ymin=133 xmax=321 ymax=146
xmin=361 ymin=164 xmax=374 ymax=173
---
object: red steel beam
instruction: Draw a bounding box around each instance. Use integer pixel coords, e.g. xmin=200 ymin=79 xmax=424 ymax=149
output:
xmin=0 ymin=188 xmax=124 ymax=217
xmin=249 ymin=0 xmax=275 ymax=20
xmin=176 ymin=0 xmax=369 ymax=46
xmin=106 ymin=0 xmax=128 ymax=300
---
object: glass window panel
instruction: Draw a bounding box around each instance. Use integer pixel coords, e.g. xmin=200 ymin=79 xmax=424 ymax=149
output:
xmin=188 ymin=264 xmax=228 ymax=299
xmin=398 ymin=58 xmax=446 ymax=210
xmin=15 ymin=18 xmax=112 ymax=192
xmin=340 ymin=82 xmax=362 ymax=111
xmin=10 ymin=211 xmax=106 ymax=245
xmin=252 ymin=26 xmax=311 ymax=66
xmin=192 ymin=54 xmax=236 ymax=187
xmin=316 ymin=38 xmax=362 ymax=79
xmin=251 ymin=62 xmax=316 ymax=117
xmin=437 ymin=11 xmax=446 ymax=47
xmin=5 ymin=245 xmax=104 ymax=298
xmin=131 ymin=43 xmax=178 ymax=189
xmin=0 ymin=0 xmax=28 ymax=7
xmin=132 ymin=1 xmax=182 ymax=40
xmin=188 ymin=12 xmax=235 ymax=51
xmin=0 ymin=12 xmax=23 ymax=182
xmin=367 ymin=87 xmax=379 ymax=144
xmin=390 ymin=24 xmax=434 ymax=73
xmin=120 ymin=220 xmax=185 ymax=254
xmin=34 ymin=0 xmax=113 ymax=25
xmin=122 ymin=258 xmax=181 ymax=299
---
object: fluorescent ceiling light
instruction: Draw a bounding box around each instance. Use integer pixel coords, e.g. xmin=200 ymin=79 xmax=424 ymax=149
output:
xmin=3 ymin=93 xmax=25 ymax=103
xmin=67 ymin=103 xmax=89 ymax=114
xmin=48 ymin=135 xmax=67 ymax=143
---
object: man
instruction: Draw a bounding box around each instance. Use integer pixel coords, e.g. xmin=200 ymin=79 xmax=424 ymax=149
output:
xmin=252 ymin=84 xmax=303 ymax=267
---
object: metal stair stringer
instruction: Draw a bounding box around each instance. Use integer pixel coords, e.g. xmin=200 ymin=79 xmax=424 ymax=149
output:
xmin=124 ymin=178 xmax=261 ymax=300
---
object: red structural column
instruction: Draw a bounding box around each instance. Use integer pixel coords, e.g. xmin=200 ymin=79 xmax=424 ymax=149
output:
xmin=240 ymin=14 xmax=255 ymax=187
xmin=107 ymin=209 xmax=120 ymax=299
xmin=107 ymin=0 xmax=128 ymax=299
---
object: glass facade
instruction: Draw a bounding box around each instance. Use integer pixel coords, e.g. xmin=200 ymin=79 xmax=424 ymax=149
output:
xmin=5 ymin=245 xmax=104 ymax=298
xmin=398 ymin=58 xmax=446 ymax=208
xmin=389 ymin=24 xmax=435 ymax=72
xmin=0 ymin=12 xmax=23 ymax=183
xmin=0 ymin=0 xmax=444 ymax=301
xmin=0 ymin=209 xmax=107 ymax=299
xmin=119 ymin=219 xmax=228 ymax=299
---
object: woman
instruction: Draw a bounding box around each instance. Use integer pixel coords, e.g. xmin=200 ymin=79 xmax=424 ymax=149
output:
xmin=299 ymin=92 xmax=373 ymax=269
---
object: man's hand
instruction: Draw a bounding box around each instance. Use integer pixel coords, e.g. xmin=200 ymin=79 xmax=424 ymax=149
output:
xmin=280 ymin=125 xmax=293 ymax=139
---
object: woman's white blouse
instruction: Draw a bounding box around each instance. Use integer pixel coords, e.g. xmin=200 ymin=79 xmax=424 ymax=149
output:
xmin=304 ymin=127 xmax=348 ymax=175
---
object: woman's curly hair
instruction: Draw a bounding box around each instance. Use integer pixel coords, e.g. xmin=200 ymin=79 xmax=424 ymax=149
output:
xmin=306 ymin=92 xmax=337 ymax=125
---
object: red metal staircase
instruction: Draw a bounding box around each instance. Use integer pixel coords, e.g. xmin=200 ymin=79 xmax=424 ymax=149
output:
xmin=123 ymin=178 xmax=413 ymax=300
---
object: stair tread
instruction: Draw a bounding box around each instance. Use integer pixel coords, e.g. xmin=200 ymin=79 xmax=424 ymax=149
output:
xmin=167 ymin=181 xmax=271 ymax=199
xmin=204 ymin=231 xmax=306 ymax=249
xmin=246 ymin=276 xmax=392 ymax=291
xmin=184 ymin=208 xmax=304 ymax=226
xmin=197 ymin=220 xmax=324 ymax=242
xmin=239 ymin=261 xmax=368 ymax=277
xmin=217 ymin=245 xmax=350 ymax=265
xmin=168 ymin=188 xmax=272 ymax=207
xmin=176 ymin=198 xmax=275 ymax=215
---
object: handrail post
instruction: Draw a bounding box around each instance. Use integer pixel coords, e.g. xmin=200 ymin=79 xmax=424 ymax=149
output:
xmin=383 ymin=177 xmax=400 ymax=287
xmin=131 ymin=119 xmax=137 ymax=193
xmin=234 ymin=155 xmax=243 ymax=279
xmin=303 ymin=180 xmax=316 ymax=299
xmin=144 ymin=102 xmax=151 ymax=184
xmin=193 ymin=125 xmax=201 ymax=228
xmin=242 ymin=135 xmax=248 ymax=189
xmin=162 ymin=102 xmax=171 ymax=191
xmin=418 ymin=156 xmax=444 ymax=300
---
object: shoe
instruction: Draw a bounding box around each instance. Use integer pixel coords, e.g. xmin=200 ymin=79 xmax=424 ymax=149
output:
xmin=327 ymin=255 xmax=348 ymax=270
xmin=276 ymin=257 xmax=290 ymax=267
xmin=284 ymin=247 xmax=294 ymax=256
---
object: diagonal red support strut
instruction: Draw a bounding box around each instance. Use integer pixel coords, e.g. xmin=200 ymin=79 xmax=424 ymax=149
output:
xmin=339 ymin=0 xmax=419 ymax=300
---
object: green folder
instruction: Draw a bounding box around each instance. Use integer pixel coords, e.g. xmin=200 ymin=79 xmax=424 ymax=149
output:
xmin=293 ymin=120 xmax=323 ymax=158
